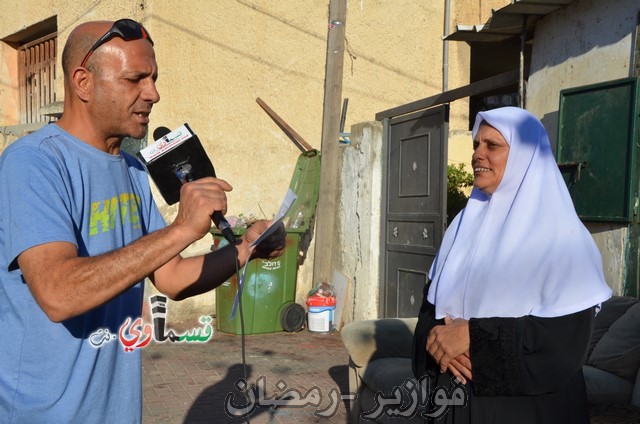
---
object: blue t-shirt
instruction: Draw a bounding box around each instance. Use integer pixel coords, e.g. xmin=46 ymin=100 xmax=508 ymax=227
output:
xmin=0 ymin=124 xmax=166 ymax=423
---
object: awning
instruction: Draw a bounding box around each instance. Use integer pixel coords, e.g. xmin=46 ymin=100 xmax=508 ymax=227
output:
xmin=446 ymin=0 xmax=574 ymax=43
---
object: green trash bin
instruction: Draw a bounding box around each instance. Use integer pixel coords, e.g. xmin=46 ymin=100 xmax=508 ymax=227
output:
xmin=213 ymin=149 xmax=320 ymax=335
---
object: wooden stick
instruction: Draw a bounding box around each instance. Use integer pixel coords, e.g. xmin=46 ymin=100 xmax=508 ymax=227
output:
xmin=256 ymin=97 xmax=314 ymax=153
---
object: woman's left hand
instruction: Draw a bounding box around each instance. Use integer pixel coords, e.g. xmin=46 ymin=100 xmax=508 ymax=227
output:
xmin=426 ymin=317 xmax=471 ymax=373
xmin=448 ymin=353 xmax=472 ymax=384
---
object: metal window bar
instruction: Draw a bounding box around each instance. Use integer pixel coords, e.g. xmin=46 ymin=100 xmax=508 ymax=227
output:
xmin=18 ymin=32 xmax=57 ymax=124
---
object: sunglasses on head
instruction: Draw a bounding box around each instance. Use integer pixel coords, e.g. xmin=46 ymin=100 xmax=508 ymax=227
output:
xmin=80 ymin=18 xmax=154 ymax=68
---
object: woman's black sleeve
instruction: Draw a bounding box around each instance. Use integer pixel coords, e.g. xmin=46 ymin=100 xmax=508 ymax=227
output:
xmin=412 ymin=282 xmax=444 ymax=378
xmin=469 ymin=307 xmax=594 ymax=396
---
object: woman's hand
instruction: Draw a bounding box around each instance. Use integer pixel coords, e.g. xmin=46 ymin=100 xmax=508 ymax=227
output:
xmin=426 ymin=317 xmax=471 ymax=378
xmin=447 ymin=352 xmax=473 ymax=384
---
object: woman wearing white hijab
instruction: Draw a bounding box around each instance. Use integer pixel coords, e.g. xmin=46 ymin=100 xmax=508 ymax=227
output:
xmin=412 ymin=107 xmax=612 ymax=423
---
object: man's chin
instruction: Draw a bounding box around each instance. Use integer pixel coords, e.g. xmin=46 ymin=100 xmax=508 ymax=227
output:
xmin=125 ymin=126 xmax=149 ymax=141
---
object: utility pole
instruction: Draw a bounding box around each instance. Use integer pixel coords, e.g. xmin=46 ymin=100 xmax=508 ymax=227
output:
xmin=312 ymin=0 xmax=347 ymax=286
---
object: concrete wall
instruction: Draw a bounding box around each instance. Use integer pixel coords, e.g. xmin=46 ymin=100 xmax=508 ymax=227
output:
xmin=526 ymin=0 xmax=640 ymax=295
xmin=527 ymin=0 xmax=637 ymax=146
xmin=336 ymin=121 xmax=383 ymax=323
xmin=0 ymin=123 xmax=45 ymax=150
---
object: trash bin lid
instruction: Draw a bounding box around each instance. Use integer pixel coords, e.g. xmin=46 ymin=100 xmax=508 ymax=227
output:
xmin=284 ymin=150 xmax=321 ymax=233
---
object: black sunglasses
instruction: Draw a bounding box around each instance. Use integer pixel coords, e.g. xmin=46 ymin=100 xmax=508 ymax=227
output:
xmin=80 ymin=19 xmax=154 ymax=68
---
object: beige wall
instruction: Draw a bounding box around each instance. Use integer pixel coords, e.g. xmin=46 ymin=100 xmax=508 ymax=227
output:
xmin=0 ymin=42 xmax=19 ymax=125
xmin=0 ymin=0 xmax=478 ymax=319
xmin=0 ymin=0 xmax=458 ymax=217
xmin=447 ymin=0 xmax=472 ymax=167
xmin=445 ymin=0 xmax=514 ymax=169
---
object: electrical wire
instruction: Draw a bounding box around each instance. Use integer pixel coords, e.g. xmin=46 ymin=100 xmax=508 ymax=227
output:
xmin=233 ymin=243 xmax=251 ymax=424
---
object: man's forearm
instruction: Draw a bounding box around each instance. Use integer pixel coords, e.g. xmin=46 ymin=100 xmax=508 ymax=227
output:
xmin=20 ymin=224 xmax=195 ymax=322
xmin=160 ymin=244 xmax=240 ymax=300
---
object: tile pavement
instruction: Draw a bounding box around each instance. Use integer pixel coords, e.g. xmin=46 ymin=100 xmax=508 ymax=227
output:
xmin=142 ymin=323 xmax=351 ymax=423
xmin=141 ymin=319 xmax=638 ymax=424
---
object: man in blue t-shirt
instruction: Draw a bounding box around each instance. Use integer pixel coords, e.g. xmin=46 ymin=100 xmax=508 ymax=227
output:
xmin=0 ymin=19 xmax=284 ymax=423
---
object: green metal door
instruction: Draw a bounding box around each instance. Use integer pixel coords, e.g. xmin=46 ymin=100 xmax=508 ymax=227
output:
xmin=557 ymin=77 xmax=640 ymax=296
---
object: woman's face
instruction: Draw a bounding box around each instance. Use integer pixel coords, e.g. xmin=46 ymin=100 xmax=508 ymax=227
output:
xmin=472 ymin=123 xmax=510 ymax=194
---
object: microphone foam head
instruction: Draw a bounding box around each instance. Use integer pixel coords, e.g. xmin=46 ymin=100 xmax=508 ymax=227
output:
xmin=153 ymin=126 xmax=172 ymax=141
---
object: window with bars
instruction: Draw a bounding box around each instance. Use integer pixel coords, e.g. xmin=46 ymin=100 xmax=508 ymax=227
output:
xmin=18 ymin=32 xmax=57 ymax=124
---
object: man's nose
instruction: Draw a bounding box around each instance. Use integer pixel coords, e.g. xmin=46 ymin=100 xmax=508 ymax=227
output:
xmin=143 ymin=80 xmax=160 ymax=104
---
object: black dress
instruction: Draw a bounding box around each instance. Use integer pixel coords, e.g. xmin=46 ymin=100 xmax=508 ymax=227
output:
xmin=412 ymin=285 xmax=593 ymax=424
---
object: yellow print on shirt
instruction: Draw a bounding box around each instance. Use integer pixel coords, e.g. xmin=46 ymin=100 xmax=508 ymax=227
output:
xmin=89 ymin=193 xmax=141 ymax=236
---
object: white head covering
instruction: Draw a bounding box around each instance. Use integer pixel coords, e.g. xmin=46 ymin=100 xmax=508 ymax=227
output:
xmin=427 ymin=107 xmax=611 ymax=319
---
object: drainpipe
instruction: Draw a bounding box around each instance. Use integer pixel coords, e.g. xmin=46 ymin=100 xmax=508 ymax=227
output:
xmin=443 ymin=0 xmax=451 ymax=92
xmin=633 ymin=11 xmax=640 ymax=77
xmin=519 ymin=14 xmax=527 ymax=108
xmin=630 ymin=11 xmax=640 ymax=297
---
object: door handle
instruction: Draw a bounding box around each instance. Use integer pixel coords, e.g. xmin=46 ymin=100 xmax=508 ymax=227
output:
xmin=557 ymin=161 xmax=587 ymax=184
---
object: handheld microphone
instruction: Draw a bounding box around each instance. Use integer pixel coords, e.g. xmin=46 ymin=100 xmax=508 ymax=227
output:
xmin=152 ymin=125 xmax=171 ymax=142
xmin=139 ymin=124 xmax=237 ymax=245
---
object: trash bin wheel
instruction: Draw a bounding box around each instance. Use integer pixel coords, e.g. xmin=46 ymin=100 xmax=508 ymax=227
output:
xmin=280 ymin=302 xmax=305 ymax=332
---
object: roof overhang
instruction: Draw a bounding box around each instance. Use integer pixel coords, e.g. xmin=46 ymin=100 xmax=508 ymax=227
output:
xmin=446 ymin=0 xmax=574 ymax=43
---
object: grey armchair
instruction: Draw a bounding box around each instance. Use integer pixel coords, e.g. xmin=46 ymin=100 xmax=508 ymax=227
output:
xmin=341 ymin=318 xmax=422 ymax=423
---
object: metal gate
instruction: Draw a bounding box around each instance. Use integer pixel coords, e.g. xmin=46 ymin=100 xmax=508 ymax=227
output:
xmin=380 ymin=105 xmax=448 ymax=318
xmin=557 ymin=77 xmax=640 ymax=297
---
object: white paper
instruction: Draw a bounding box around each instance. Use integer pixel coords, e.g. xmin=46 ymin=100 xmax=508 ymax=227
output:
xmin=231 ymin=188 xmax=297 ymax=319
xmin=249 ymin=189 xmax=297 ymax=247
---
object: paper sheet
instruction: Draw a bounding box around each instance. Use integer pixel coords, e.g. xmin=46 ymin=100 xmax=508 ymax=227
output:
xmin=230 ymin=189 xmax=297 ymax=319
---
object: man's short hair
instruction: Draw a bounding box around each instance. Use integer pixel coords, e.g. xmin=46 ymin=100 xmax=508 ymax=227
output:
xmin=61 ymin=32 xmax=101 ymax=77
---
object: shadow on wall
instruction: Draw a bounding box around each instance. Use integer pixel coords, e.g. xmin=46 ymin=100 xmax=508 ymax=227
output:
xmin=539 ymin=109 xmax=559 ymax=149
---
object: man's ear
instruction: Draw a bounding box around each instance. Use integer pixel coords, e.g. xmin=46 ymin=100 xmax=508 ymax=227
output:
xmin=69 ymin=67 xmax=92 ymax=102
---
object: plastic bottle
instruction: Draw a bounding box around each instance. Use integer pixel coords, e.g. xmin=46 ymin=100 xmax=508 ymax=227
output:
xmin=291 ymin=211 xmax=304 ymax=228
